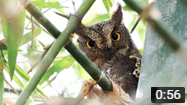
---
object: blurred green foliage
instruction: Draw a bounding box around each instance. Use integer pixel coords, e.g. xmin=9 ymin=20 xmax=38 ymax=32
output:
xmin=0 ymin=0 xmax=147 ymax=104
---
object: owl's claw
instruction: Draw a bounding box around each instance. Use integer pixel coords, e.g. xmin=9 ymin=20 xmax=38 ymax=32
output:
xmin=129 ymin=54 xmax=141 ymax=78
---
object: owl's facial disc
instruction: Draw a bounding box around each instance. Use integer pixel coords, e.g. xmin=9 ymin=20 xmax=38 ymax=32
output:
xmin=76 ymin=4 xmax=124 ymax=62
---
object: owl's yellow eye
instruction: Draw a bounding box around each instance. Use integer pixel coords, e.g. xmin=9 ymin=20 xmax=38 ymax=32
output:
xmin=111 ymin=32 xmax=120 ymax=41
xmin=87 ymin=40 xmax=95 ymax=48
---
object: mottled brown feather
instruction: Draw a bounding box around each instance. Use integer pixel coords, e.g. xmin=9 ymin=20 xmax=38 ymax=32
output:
xmin=75 ymin=5 xmax=142 ymax=97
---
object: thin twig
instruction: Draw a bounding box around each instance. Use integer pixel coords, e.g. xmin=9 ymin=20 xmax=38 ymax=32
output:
xmin=42 ymin=8 xmax=51 ymax=14
xmin=27 ymin=41 xmax=52 ymax=74
xmin=26 ymin=15 xmax=50 ymax=34
xmin=54 ymin=12 xmax=70 ymax=19
xmin=130 ymin=16 xmax=141 ymax=33
xmin=4 ymin=77 xmax=19 ymax=95
xmin=27 ymin=49 xmax=48 ymax=74
xmin=31 ymin=16 xmax=34 ymax=48
xmin=4 ymin=88 xmax=22 ymax=94
xmin=0 ymin=50 xmax=6 ymax=63
xmin=71 ymin=0 xmax=76 ymax=12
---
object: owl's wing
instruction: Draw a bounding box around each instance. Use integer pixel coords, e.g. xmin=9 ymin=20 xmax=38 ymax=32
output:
xmin=129 ymin=54 xmax=142 ymax=78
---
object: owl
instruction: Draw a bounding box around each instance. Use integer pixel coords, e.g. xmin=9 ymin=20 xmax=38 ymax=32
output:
xmin=74 ymin=5 xmax=142 ymax=96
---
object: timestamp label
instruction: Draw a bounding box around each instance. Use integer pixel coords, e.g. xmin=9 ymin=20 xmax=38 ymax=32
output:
xmin=151 ymin=87 xmax=185 ymax=103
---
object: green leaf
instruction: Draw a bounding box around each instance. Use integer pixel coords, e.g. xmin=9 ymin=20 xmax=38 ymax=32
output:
xmin=39 ymin=56 xmax=75 ymax=85
xmin=21 ymin=27 xmax=42 ymax=45
xmin=7 ymin=10 xmax=25 ymax=80
xmin=123 ymin=5 xmax=132 ymax=11
xmin=0 ymin=63 xmax=3 ymax=105
xmin=13 ymin=74 xmax=25 ymax=89
xmin=32 ymin=1 xmax=66 ymax=9
xmin=73 ymin=62 xmax=91 ymax=80
xmin=0 ymin=27 xmax=42 ymax=50
xmin=139 ymin=49 xmax=143 ymax=53
xmin=2 ymin=23 xmax=8 ymax=38
xmin=15 ymin=65 xmax=50 ymax=99
xmin=4 ymin=64 xmax=50 ymax=99
xmin=15 ymin=65 xmax=30 ymax=81
xmin=56 ymin=8 xmax=64 ymax=14
xmin=3 ymin=64 xmax=25 ymax=89
xmin=85 ymin=14 xmax=110 ymax=26
xmin=102 ymin=0 xmax=113 ymax=16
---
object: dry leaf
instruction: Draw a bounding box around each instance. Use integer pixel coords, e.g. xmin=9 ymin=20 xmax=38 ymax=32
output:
xmin=44 ymin=77 xmax=133 ymax=105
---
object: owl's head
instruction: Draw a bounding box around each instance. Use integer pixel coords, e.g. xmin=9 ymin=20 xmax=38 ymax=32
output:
xmin=75 ymin=5 xmax=135 ymax=63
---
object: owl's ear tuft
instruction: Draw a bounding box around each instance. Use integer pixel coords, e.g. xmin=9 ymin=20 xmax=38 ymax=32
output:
xmin=111 ymin=5 xmax=123 ymax=25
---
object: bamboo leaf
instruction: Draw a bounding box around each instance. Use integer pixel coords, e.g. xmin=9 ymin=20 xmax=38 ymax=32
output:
xmin=7 ymin=10 xmax=25 ymax=80
xmin=123 ymin=5 xmax=132 ymax=11
xmin=4 ymin=64 xmax=50 ymax=99
xmin=0 ymin=27 xmax=42 ymax=50
xmin=3 ymin=64 xmax=25 ymax=89
xmin=15 ymin=0 xmax=111 ymax=104
xmin=35 ymin=85 xmax=50 ymax=99
xmin=15 ymin=65 xmax=50 ymax=99
xmin=21 ymin=27 xmax=42 ymax=45
xmin=13 ymin=74 xmax=25 ymax=89
xmin=85 ymin=14 xmax=110 ymax=26
xmin=102 ymin=0 xmax=113 ymax=16
xmin=32 ymin=1 xmax=66 ymax=9
xmin=139 ymin=49 xmax=143 ymax=53
xmin=73 ymin=62 xmax=91 ymax=80
xmin=40 ymin=56 xmax=75 ymax=85
xmin=2 ymin=23 xmax=8 ymax=38
xmin=0 ymin=62 xmax=3 ymax=105
xmin=15 ymin=65 xmax=30 ymax=81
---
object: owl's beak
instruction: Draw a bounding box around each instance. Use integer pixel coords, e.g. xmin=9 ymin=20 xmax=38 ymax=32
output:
xmin=104 ymin=50 xmax=112 ymax=61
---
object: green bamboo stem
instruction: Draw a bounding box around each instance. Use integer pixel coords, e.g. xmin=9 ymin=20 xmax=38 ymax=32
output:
xmin=14 ymin=0 xmax=110 ymax=104
xmin=123 ymin=0 xmax=181 ymax=51
xmin=24 ymin=3 xmax=60 ymax=38
xmin=15 ymin=0 xmax=94 ymax=104
xmin=23 ymin=1 xmax=112 ymax=90
xmin=65 ymin=43 xmax=112 ymax=90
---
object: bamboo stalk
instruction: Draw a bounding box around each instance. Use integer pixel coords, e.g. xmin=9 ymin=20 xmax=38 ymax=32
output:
xmin=65 ymin=43 xmax=112 ymax=90
xmin=23 ymin=1 xmax=112 ymax=90
xmin=14 ymin=0 xmax=100 ymax=104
